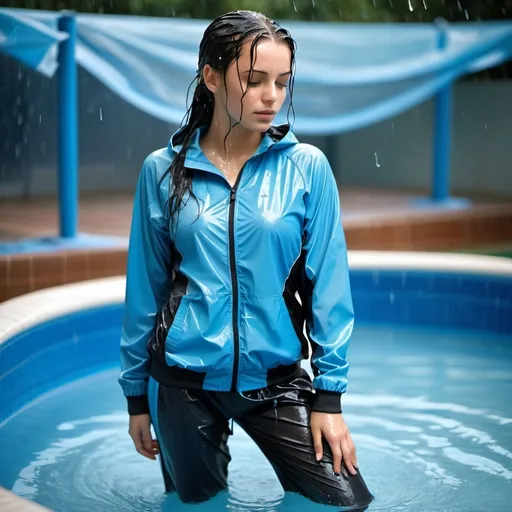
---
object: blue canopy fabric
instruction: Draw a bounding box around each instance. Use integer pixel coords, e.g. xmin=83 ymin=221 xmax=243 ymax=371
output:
xmin=1 ymin=7 xmax=512 ymax=134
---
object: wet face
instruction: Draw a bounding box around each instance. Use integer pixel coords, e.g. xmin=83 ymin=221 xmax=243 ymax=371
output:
xmin=205 ymin=38 xmax=292 ymax=132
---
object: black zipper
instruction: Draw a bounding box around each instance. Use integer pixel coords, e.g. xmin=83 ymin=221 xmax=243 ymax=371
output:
xmin=228 ymin=166 xmax=245 ymax=392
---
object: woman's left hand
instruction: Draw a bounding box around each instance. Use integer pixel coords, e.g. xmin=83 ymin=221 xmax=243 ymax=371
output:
xmin=311 ymin=411 xmax=358 ymax=476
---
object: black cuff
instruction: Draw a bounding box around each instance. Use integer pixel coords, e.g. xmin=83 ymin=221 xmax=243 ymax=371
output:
xmin=312 ymin=390 xmax=342 ymax=414
xmin=126 ymin=395 xmax=150 ymax=416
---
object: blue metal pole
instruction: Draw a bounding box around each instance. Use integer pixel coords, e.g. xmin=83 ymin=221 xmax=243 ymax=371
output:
xmin=57 ymin=11 xmax=78 ymax=238
xmin=432 ymin=18 xmax=452 ymax=202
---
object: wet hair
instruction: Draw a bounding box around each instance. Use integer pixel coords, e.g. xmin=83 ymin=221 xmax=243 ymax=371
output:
xmin=163 ymin=10 xmax=297 ymax=233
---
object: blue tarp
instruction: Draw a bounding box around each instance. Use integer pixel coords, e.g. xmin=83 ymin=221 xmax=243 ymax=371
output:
xmin=1 ymin=7 xmax=512 ymax=134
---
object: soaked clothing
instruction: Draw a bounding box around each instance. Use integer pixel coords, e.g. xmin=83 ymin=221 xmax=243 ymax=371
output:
xmin=119 ymin=123 xmax=373 ymax=505
xmin=148 ymin=371 xmax=374 ymax=509
xmin=119 ymin=123 xmax=354 ymax=416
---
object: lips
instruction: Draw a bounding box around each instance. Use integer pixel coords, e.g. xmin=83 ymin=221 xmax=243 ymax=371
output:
xmin=255 ymin=111 xmax=276 ymax=115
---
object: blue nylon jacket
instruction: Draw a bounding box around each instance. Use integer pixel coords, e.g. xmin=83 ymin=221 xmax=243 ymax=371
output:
xmin=119 ymin=124 xmax=354 ymax=415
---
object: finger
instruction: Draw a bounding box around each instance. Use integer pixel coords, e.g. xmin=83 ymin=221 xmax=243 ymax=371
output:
xmin=152 ymin=439 xmax=160 ymax=454
xmin=141 ymin=429 xmax=156 ymax=460
xmin=130 ymin=429 xmax=155 ymax=460
xmin=351 ymin=438 xmax=358 ymax=469
xmin=312 ymin=426 xmax=323 ymax=462
xmin=342 ymin=438 xmax=357 ymax=476
xmin=330 ymin=439 xmax=342 ymax=475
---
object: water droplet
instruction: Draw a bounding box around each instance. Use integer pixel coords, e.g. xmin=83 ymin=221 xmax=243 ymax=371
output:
xmin=39 ymin=114 xmax=42 ymax=124
xmin=26 ymin=77 xmax=30 ymax=88
xmin=16 ymin=96 xmax=22 ymax=106
xmin=484 ymin=122 xmax=488 ymax=131
xmin=15 ymin=144 xmax=21 ymax=158
xmin=461 ymin=111 xmax=465 ymax=119
xmin=292 ymin=0 xmax=297 ymax=12
xmin=17 ymin=67 xmax=22 ymax=80
xmin=126 ymin=146 xmax=132 ymax=159
xmin=311 ymin=0 xmax=316 ymax=7
xmin=372 ymin=0 xmax=377 ymax=6
xmin=408 ymin=0 xmax=414 ymax=11
xmin=374 ymin=152 xmax=383 ymax=168
xmin=389 ymin=0 xmax=394 ymax=7
xmin=464 ymin=9 xmax=469 ymax=20
xmin=99 ymin=108 xmax=103 ymax=121
xmin=17 ymin=114 xmax=23 ymax=126
xmin=391 ymin=121 xmax=395 ymax=131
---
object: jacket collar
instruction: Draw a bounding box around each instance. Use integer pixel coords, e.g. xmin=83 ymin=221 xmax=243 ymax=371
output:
xmin=167 ymin=124 xmax=298 ymax=177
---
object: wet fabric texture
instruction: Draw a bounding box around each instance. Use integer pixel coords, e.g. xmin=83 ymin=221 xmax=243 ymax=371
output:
xmin=148 ymin=371 xmax=374 ymax=509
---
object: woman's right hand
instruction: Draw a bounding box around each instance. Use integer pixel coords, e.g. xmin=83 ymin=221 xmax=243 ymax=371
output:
xmin=129 ymin=414 xmax=160 ymax=460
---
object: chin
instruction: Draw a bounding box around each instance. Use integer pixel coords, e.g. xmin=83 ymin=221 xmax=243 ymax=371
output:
xmin=248 ymin=121 xmax=274 ymax=133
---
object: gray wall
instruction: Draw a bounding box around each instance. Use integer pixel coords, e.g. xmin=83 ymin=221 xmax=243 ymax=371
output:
xmin=1 ymin=53 xmax=511 ymax=199
xmin=0 ymin=56 xmax=174 ymax=198
xmin=332 ymin=82 xmax=512 ymax=198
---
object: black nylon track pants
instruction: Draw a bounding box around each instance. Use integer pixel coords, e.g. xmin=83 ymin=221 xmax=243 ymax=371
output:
xmin=147 ymin=370 xmax=374 ymax=509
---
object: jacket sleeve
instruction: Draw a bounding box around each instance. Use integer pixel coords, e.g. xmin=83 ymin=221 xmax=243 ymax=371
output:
xmin=118 ymin=155 xmax=172 ymax=415
xmin=301 ymin=147 xmax=354 ymax=415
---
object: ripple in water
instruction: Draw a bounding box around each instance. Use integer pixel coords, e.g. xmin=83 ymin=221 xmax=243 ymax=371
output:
xmin=0 ymin=327 xmax=511 ymax=512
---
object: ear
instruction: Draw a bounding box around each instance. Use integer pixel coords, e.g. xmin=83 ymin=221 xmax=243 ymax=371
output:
xmin=202 ymin=64 xmax=221 ymax=94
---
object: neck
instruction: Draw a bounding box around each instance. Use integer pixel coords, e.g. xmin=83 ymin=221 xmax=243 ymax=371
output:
xmin=201 ymin=110 xmax=264 ymax=162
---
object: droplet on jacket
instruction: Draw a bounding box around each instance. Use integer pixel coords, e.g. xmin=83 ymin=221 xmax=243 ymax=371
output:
xmin=374 ymin=152 xmax=382 ymax=168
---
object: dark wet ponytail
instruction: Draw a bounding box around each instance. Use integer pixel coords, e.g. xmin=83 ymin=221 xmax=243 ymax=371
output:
xmin=163 ymin=11 xmax=297 ymax=233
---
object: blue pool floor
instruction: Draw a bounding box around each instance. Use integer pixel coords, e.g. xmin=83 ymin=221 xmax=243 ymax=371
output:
xmin=0 ymin=325 xmax=511 ymax=512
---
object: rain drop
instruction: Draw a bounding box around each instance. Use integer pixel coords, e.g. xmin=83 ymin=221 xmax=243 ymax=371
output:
xmin=16 ymin=96 xmax=22 ymax=106
xmin=99 ymin=108 xmax=103 ymax=121
xmin=374 ymin=152 xmax=383 ymax=168
xmin=461 ymin=111 xmax=465 ymax=119
xmin=391 ymin=121 xmax=395 ymax=131
xmin=423 ymin=0 xmax=428 ymax=9
xmin=292 ymin=0 xmax=298 ymax=12
xmin=311 ymin=0 xmax=316 ymax=7
xmin=408 ymin=0 xmax=413 ymax=12
xmin=39 ymin=114 xmax=42 ymax=124
xmin=17 ymin=67 xmax=22 ymax=80
xmin=456 ymin=0 xmax=462 ymax=11
xmin=464 ymin=10 xmax=469 ymax=20
xmin=484 ymin=122 xmax=488 ymax=131
xmin=15 ymin=144 xmax=21 ymax=159
xmin=372 ymin=0 xmax=377 ymax=6
xmin=17 ymin=114 xmax=23 ymax=126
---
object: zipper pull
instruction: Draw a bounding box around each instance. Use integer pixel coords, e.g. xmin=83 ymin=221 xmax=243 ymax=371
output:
xmin=230 ymin=188 xmax=236 ymax=203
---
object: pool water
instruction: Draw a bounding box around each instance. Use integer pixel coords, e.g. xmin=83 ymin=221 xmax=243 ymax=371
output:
xmin=0 ymin=325 xmax=511 ymax=512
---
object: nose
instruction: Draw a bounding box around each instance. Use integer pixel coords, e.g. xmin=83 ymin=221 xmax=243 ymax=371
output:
xmin=262 ymin=83 xmax=277 ymax=105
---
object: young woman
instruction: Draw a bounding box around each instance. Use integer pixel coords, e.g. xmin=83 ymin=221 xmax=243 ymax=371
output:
xmin=119 ymin=10 xmax=374 ymax=510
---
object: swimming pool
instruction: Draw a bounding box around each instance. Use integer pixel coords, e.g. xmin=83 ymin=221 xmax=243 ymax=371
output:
xmin=1 ymin=251 xmax=511 ymax=512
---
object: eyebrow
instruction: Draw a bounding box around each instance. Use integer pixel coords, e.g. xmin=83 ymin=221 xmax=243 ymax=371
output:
xmin=242 ymin=69 xmax=291 ymax=77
